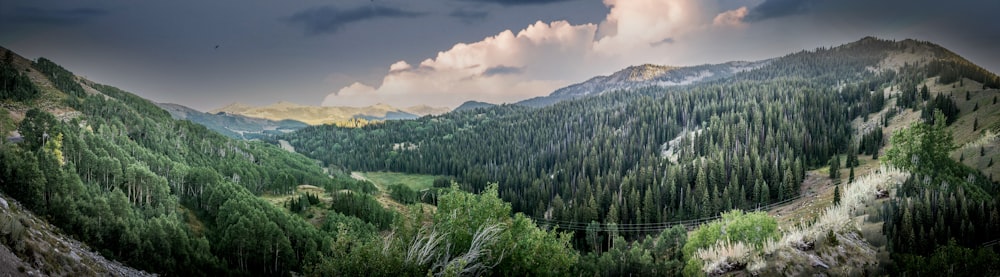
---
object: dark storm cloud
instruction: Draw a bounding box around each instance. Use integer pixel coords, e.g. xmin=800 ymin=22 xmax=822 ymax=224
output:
xmin=449 ymin=8 xmax=489 ymax=24
xmin=458 ymin=0 xmax=577 ymax=6
xmin=744 ymin=0 xmax=814 ymax=22
xmin=5 ymin=6 xmax=108 ymax=25
xmin=285 ymin=4 xmax=426 ymax=35
xmin=481 ymin=65 xmax=523 ymax=77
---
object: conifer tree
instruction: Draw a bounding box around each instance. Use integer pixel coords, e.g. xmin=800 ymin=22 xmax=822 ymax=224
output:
xmin=833 ymin=184 xmax=841 ymax=205
xmin=829 ymin=155 xmax=841 ymax=180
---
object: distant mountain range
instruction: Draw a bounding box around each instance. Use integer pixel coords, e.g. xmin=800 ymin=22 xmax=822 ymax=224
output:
xmin=156 ymin=102 xmax=309 ymax=140
xmin=210 ymin=101 xmax=449 ymax=126
xmin=517 ymin=61 xmax=768 ymax=107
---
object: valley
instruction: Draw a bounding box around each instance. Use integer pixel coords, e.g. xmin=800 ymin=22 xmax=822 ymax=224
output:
xmin=1 ymin=37 xmax=999 ymax=276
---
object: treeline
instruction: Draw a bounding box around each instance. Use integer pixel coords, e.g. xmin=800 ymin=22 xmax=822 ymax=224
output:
xmin=926 ymin=59 xmax=1000 ymax=88
xmin=0 ymin=50 xmax=39 ymax=101
xmin=33 ymin=57 xmax=85 ymax=98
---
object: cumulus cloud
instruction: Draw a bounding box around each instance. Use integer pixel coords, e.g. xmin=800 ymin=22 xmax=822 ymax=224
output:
xmin=285 ymin=4 xmax=425 ymax=35
xmin=322 ymin=0 xmax=728 ymax=108
xmin=593 ymin=0 xmax=702 ymax=54
xmin=713 ymin=6 xmax=748 ymax=27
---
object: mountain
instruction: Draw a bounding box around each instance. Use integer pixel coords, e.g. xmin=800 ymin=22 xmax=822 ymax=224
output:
xmin=452 ymin=100 xmax=497 ymax=112
xmin=517 ymin=60 xmax=767 ymax=107
xmin=402 ymin=104 xmax=451 ymax=116
xmin=282 ymin=37 xmax=1000 ymax=275
xmin=211 ymin=101 xmax=446 ymax=126
xmin=156 ymin=102 xmax=308 ymax=140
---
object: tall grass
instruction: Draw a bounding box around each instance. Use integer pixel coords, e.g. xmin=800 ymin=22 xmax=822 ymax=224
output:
xmin=749 ymin=166 xmax=908 ymax=275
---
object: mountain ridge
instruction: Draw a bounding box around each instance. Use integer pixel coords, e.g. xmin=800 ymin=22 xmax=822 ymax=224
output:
xmin=516 ymin=60 xmax=769 ymax=107
xmin=209 ymin=101 xmax=448 ymax=125
xmin=156 ymin=102 xmax=308 ymax=140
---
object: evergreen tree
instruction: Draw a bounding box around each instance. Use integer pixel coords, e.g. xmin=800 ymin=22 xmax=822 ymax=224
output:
xmin=833 ymin=184 xmax=841 ymax=205
xmin=829 ymin=155 xmax=841 ymax=180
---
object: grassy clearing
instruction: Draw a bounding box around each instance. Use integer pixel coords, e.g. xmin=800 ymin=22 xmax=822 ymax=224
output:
xmin=358 ymin=171 xmax=441 ymax=192
xmin=259 ymin=185 xmax=335 ymax=227
xmin=260 ymin=184 xmax=330 ymax=208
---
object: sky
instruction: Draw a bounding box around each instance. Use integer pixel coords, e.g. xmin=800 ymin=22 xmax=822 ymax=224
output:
xmin=1 ymin=0 xmax=998 ymax=111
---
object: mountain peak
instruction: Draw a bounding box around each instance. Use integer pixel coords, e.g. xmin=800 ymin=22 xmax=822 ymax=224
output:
xmin=453 ymin=100 xmax=496 ymax=112
xmin=371 ymin=103 xmax=395 ymax=110
xmin=621 ymin=64 xmax=680 ymax=82
xmin=212 ymin=102 xmax=253 ymax=114
xmin=269 ymin=101 xmax=304 ymax=109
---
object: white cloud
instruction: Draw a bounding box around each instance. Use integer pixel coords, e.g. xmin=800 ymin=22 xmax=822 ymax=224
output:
xmin=322 ymin=0 xmax=728 ymax=108
xmin=713 ymin=6 xmax=748 ymax=27
xmin=593 ymin=0 xmax=702 ymax=54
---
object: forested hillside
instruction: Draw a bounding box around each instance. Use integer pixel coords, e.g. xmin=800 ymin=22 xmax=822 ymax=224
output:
xmin=0 ymin=47 xmax=347 ymax=275
xmin=283 ymin=37 xmax=1000 ymax=275
xmin=286 ymin=37 xmax=914 ymax=226
xmin=0 ymin=46 xmax=586 ymax=276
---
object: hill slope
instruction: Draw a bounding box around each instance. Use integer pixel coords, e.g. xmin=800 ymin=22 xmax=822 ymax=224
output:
xmin=0 ymin=46 xmax=362 ymax=275
xmin=452 ymin=100 xmax=497 ymax=112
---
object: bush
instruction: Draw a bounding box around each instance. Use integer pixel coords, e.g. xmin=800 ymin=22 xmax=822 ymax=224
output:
xmin=682 ymin=210 xmax=779 ymax=276
xmin=388 ymin=183 xmax=418 ymax=204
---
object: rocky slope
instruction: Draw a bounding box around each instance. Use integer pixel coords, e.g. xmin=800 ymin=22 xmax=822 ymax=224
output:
xmin=1 ymin=194 xmax=153 ymax=277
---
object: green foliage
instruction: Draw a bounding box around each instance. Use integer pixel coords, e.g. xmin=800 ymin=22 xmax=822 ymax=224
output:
xmin=286 ymin=192 xmax=321 ymax=213
xmin=0 ymin=56 xmax=356 ymax=275
xmin=926 ymin=58 xmax=1000 ymax=89
xmin=922 ymin=94 xmax=960 ymax=125
xmin=681 ymin=210 xmax=779 ymax=273
xmin=884 ymin=110 xmax=996 ymax=199
xmin=0 ymin=108 xmax=13 ymax=141
xmin=433 ymin=177 xmax=452 ymax=188
xmin=329 ymin=192 xmax=395 ymax=230
xmin=893 ymin=240 xmax=1000 ymax=276
xmin=32 ymin=57 xmax=85 ymax=97
xmin=833 ymin=184 xmax=841 ymax=205
xmin=578 ymin=224 xmax=687 ymax=276
xmin=389 ymin=183 xmax=418 ymax=204
xmin=0 ymin=50 xmax=40 ymax=101
xmin=829 ymin=155 xmax=841 ymax=180
xmin=18 ymin=108 xmax=58 ymax=151
xmin=885 ymin=111 xmax=956 ymax=174
xmin=434 ymin=184 xmax=578 ymax=275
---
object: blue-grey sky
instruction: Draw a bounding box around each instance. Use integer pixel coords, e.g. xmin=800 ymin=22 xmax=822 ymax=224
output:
xmin=1 ymin=0 xmax=997 ymax=111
